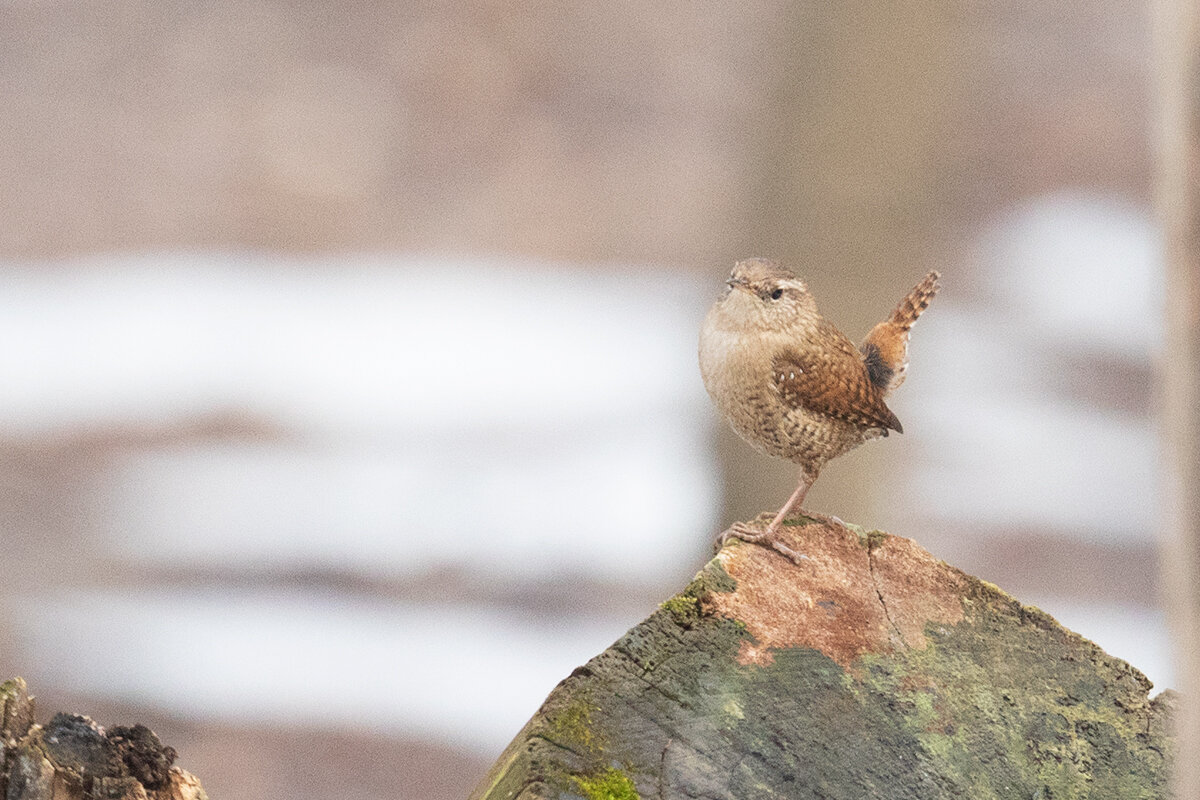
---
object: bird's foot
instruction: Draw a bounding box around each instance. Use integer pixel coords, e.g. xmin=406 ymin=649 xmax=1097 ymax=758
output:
xmin=718 ymin=521 xmax=769 ymax=545
xmin=717 ymin=522 xmax=810 ymax=565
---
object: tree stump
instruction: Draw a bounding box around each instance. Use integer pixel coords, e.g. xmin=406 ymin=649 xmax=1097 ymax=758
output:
xmin=472 ymin=515 xmax=1175 ymax=800
xmin=0 ymin=678 xmax=206 ymax=800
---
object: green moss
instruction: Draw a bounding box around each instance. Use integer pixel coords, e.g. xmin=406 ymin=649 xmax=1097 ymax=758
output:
xmin=843 ymin=612 xmax=1170 ymax=799
xmin=546 ymin=695 xmax=603 ymax=753
xmin=865 ymin=529 xmax=887 ymax=550
xmin=782 ymin=513 xmax=820 ymax=527
xmin=657 ymin=558 xmax=737 ymax=625
xmin=660 ymin=595 xmax=700 ymax=627
xmin=723 ymin=697 xmax=745 ymax=720
xmin=682 ymin=558 xmax=737 ymax=597
xmin=0 ymin=677 xmax=27 ymax=732
xmin=656 ymin=559 xmax=738 ymax=630
xmin=841 ymin=520 xmax=867 ymax=539
xmin=574 ymin=767 xmax=641 ymax=800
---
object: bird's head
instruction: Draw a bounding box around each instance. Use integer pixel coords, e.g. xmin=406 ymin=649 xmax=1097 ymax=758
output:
xmin=715 ymin=258 xmax=819 ymax=332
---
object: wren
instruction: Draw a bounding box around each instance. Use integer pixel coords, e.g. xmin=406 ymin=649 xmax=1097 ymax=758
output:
xmin=699 ymin=258 xmax=940 ymax=563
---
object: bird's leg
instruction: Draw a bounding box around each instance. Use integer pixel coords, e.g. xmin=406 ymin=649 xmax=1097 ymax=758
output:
xmin=719 ymin=472 xmax=814 ymax=564
xmin=762 ymin=475 xmax=812 ymax=534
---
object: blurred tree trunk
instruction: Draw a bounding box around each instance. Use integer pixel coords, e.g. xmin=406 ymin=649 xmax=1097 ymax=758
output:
xmin=1157 ymin=1 xmax=1200 ymax=797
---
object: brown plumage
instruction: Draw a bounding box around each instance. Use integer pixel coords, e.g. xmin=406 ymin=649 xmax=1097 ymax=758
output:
xmin=698 ymin=258 xmax=940 ymax=562
xmin=860 ymin=269 xmax=940 ymax=394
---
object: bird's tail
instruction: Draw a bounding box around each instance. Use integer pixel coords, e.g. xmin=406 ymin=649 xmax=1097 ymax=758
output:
xmin=889 ymin=270 xmax=941 ymax=332
xmin=860 ymin=271 xmax=941 ymax=394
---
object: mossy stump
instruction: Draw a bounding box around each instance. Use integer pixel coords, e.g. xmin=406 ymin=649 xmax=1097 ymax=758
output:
xmin=472 ymin=515 xmax=1176 ymax=800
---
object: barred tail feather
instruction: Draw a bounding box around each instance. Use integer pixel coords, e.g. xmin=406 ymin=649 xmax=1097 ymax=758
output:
xmin=890 ymin=270 xmax=941 ymax=331
xmin=860 ymin=271 xmax=941 ymax=394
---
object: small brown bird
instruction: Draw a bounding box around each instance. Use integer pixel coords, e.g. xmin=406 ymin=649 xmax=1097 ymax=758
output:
xmin=699 ymin=258 xmax=940 ymax=562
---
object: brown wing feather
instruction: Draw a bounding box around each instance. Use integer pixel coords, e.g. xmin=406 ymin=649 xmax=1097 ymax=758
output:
xmin=773 ymin=321 xmax=903 ymax=433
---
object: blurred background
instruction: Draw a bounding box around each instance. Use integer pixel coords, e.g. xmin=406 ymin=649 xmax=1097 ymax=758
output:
xmin=0 ymin=3 xmax=1174 ymax=799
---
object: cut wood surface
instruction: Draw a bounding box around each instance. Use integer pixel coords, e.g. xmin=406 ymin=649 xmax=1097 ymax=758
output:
xmin=0 ymin=678 xmax=206 ymax=800
xmin=473 ymin=515 xmax=1175 ymax=800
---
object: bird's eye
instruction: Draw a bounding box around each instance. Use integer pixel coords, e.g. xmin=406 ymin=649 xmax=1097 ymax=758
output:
xmin=769 ymin=288 xmax=784 ymax=300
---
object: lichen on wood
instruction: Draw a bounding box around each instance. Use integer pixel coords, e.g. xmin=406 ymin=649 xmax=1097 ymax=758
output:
xmin=472 ymin=516 xmax=1175 ymax=800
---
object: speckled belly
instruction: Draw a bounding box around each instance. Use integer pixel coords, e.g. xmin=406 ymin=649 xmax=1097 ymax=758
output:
xmin=725 ymin=389 xmax=872 ymax=474
xmin=699 ymin=327 xmax=882 ymax=475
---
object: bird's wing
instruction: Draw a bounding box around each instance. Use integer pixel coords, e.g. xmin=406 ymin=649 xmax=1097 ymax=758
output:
xmin=773 ymin=322 xmax=903 ymax=433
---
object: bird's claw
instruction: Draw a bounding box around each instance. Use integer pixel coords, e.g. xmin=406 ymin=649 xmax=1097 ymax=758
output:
xmin=769 ymin=539 xmax=811 ymax=565
xmin=717 ymin=522 xmax=810 ymax=565
xmin=718 ymin=522 xmax=768 ymax=546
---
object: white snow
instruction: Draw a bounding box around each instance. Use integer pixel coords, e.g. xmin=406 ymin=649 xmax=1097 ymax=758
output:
xmin=0 ymin=252 xmax=723 ymax=752
xmin=898 ymin=192 xmax=1163 ymax=542
xmin=11 ymin=587 xmax=632 ymax=752
xmin=0 ymin=253 xmax=712 ymax=436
